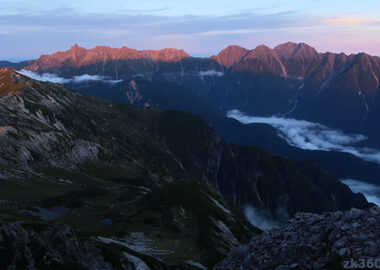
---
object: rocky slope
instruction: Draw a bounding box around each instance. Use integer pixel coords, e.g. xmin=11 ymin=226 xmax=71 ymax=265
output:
xmin=0 ymin=68 xmax=370 ymax=216
xmin=215 ymin=207 xmax=380 ymax=270
xmin=0 ymin=179 xmax=256 ymax=269
xmin=0 ymin=221 xmax=114 ymax=269
xmin=0 ymin=68 xmax=372 ymax=268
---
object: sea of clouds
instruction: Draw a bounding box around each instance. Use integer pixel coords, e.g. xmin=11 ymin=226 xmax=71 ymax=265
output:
xmin=227 ymin=109 xmax=380 ymax=164
xmin=342 ymin=179 xmax=380 ymax=206
xmin=19 ymin=69 xmax=122 ymax=84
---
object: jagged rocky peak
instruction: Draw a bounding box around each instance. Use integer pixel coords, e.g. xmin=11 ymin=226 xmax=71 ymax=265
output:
xmin=0 ymin=68 xmax=25 ymax=96
xmin=70 ymin=43 xmax=84 ymax=51
xmin=338 ymin=52 xmax=380 ymax=94
xmin=89 ymin=45 xmax=144 ymax=59
xmin=246 ymin=44 xmax=276 ymax=58
xmin=274 ymin=42 xmax=320 ymax=61
xmin=26 ymin=44 xmax=191 ymax=71
xmin=68 ymin=43 xmax=87 ymax=61
xmin=270 ymin=42 xmax=321 ymax=78
xmin=141 ymin=48 xmax=190 ymax=61
xmin=236 ymin=44 xmax=288 ymax=75
xmin=273 ymin=42 xmax=299 ymax=58
xmin=294 ymin=42 xmax=319 ymax=59
xmin=243 ymin=44 xmax=285 ymax=65
xmin=213 ymin=45 xmax=250 ymax=67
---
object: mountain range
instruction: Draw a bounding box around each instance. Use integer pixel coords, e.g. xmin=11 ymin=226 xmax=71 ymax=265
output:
xmin=8 ymin=42 xmax=380 ymax=186
xmin=19 ymin=42 xmax=380 ymax=138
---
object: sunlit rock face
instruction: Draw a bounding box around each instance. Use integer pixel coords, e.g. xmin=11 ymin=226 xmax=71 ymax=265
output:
xmin=19 ymin=42 xmax=380 ymax=136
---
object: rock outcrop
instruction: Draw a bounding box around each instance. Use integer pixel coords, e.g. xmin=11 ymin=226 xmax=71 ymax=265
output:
xmin=0 ymin=221 xmax=113 ymax=270
xmin=215 ymin=207 xmax=380 ymax=270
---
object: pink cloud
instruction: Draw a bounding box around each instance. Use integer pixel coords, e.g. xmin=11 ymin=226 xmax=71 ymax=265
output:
xmin=324 ymin=17 xmax=377 ymax=25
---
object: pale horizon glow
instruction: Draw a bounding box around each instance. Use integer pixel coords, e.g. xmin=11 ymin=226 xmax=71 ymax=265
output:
xmin=0 ymin=0 xmax=380 ymax=60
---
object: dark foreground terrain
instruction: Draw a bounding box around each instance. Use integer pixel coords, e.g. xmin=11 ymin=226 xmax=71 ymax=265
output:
xmin=216 ymin=207 xmax=380 ymax=270
xmin=0 ymin=68 xmax=373 ymax=269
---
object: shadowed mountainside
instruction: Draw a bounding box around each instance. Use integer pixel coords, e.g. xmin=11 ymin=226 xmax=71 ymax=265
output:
xmin=0 ymin=68 xmax=369 ymax=217
xmin=0 ymin=67 xmax=373 ymax=268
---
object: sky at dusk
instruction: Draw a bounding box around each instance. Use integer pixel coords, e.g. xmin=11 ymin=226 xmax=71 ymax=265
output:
xmin=0 ymin=0 xmax=379 ymax=60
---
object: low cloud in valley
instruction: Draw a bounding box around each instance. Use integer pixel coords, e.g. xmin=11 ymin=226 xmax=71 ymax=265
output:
xmin=198 ymin=70 xmax=224 ymax=77
xmin=227 ymin=109 xmax=380 ymax=164
xmin=19 ymin=70 xmax=122 ymax=84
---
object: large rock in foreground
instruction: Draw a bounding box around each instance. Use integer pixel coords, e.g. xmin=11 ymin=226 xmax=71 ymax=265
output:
xmin=215 ymin=207 xmax=380 ymax=270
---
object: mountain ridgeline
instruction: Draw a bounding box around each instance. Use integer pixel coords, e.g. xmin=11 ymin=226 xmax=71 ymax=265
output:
xmin=19 ymin=42 xmax=380 ymax=136
xmin=12 ymin=43 xmax=380 ymax=185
